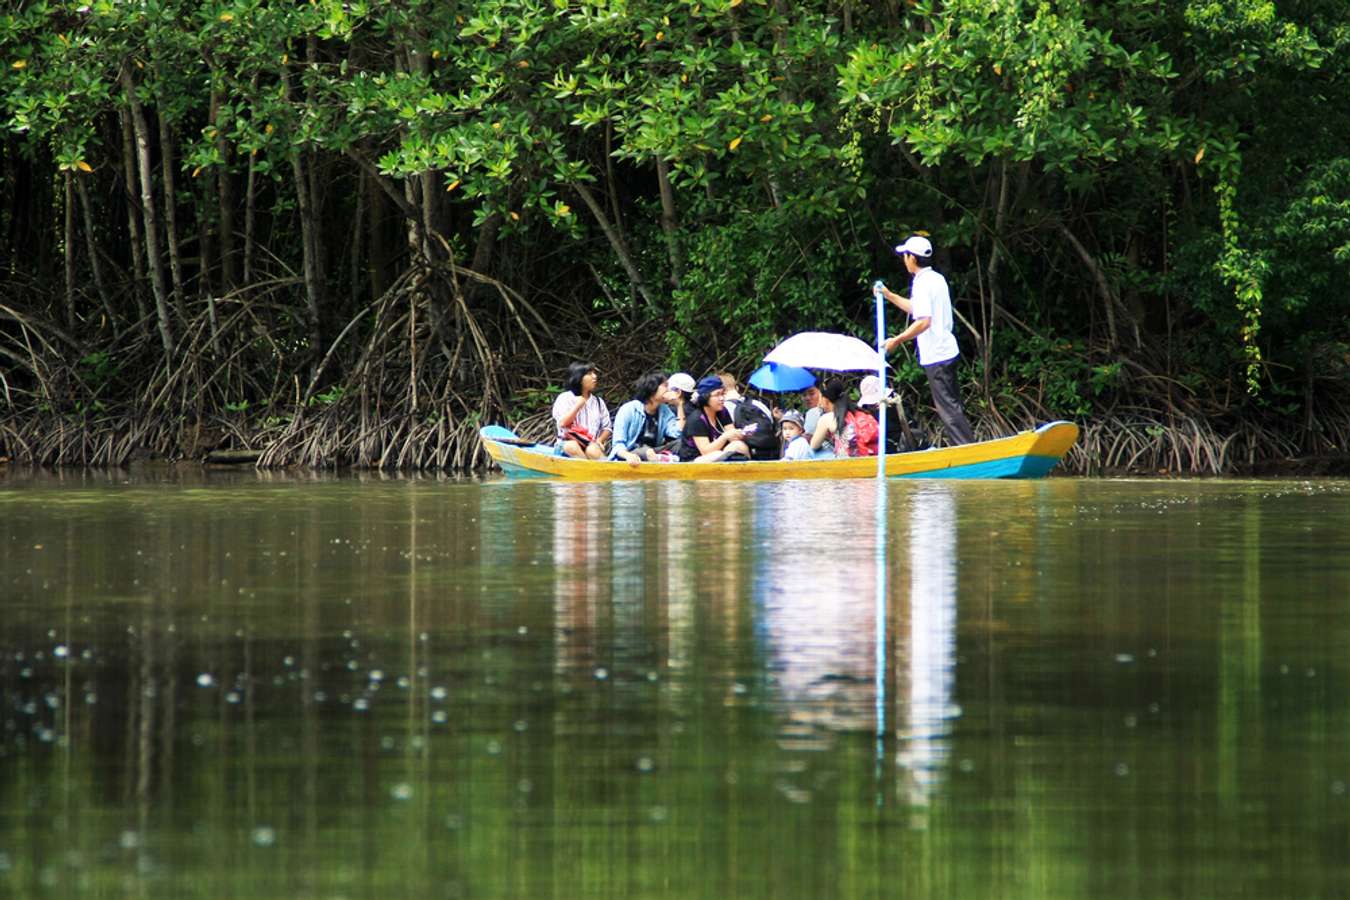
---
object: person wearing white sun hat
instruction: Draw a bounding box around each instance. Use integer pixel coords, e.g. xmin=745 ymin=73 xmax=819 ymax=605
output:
xmin=877 ymin=235 xmax=975 ymax=445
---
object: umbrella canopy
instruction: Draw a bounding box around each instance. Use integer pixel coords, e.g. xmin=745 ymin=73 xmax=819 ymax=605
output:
xmin=763 ymin=332 xmax=886 ymax=372
xmin=747 ymin=362 xmax=816 ymax=393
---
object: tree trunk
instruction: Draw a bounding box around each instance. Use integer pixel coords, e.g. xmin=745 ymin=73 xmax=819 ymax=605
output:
xmin=211 ymin=87 xmax=238 ymax=289
xmin=655 ymin=155 xmax=684 ymax=290
xmin=157 ymin=111 xmax=187 ymax=320
xmin=75 ymin=174 xmax=117 ymax=329
xmin=280 ymin=62 xmax=324 ymax=361
xmin=242 ymin=75 xmax=259 ymax=284
xmin=985 ymin=159 xmax=1010 ymax=394
xmin=121 ymin=67 xmax=175 ymax=356
xmin=1058 ymin=221 xmax=1119 ymax=352
xmin=365 ymin=172 xmax=389 ymax=302
xmin=118 ymin=108 xmax=151 ymax=332
xmin=63 ymin=171 xmax=76 ymax=329
xmin=571 ymin=179 xmax=658 ymax=309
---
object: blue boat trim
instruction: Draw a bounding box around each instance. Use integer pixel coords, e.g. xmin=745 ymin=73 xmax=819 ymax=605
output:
xmin=892 ymin=453 xmax=1062 ymax=480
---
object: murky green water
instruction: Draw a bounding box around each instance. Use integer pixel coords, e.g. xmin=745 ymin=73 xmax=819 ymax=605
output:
xmin=2 ymin=469 xmax=1349 ymax=898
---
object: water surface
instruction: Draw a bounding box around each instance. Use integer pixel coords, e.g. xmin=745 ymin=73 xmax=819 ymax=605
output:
xmin=2 ymin=469 xmax=1348 ymax=898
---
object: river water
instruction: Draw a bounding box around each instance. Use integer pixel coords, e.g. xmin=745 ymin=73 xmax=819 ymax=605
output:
xmin=2 ymin=469 xmax=1349 ymax=898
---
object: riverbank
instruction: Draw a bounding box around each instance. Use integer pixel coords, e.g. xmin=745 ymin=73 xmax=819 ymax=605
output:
xmin=3 ymin=405 xmax=1344 ymax=477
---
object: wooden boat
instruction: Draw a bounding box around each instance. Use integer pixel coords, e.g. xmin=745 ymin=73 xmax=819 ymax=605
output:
xmin=480 ymin=421 xmax=1079 ymax=481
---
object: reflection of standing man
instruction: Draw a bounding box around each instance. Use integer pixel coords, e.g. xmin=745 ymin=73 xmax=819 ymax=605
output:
xmin=879 ymin=236 xmax=975 ymax=445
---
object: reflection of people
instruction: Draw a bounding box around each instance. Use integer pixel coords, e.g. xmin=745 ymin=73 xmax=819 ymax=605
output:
xmin=552 ymin=361 xmax=612 ymax=458
xmin=752 ymin=481 xmax=878 ymax=733
xmin=897 ymin=483 xmax=958 ymax=805
xmin=879 ymin=236 xmax=975 ymax=446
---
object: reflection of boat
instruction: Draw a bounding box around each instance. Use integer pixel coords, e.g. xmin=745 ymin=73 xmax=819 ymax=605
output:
xmin=480 ymin=422 xmax=1078 ymax=482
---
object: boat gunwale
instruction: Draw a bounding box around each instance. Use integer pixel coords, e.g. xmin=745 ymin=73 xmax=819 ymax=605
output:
xmin=481 ymin=421 xmax=1079 ymax=481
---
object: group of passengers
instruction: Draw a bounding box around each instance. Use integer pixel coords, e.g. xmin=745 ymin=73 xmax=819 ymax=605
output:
xmin=550 ymin=362 xmax=898 ymax=466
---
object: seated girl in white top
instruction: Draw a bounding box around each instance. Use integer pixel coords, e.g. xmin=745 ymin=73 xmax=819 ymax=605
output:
xmin=551 ymin=361 xmax=611 ymax=459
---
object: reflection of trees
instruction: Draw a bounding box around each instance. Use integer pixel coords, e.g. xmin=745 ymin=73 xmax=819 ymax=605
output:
xmin=6 ymin=477 xmax=1346 ymax=897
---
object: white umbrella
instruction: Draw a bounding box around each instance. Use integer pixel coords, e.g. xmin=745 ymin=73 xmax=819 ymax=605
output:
xmin=763 ymin=331 xmax=886 ymax=372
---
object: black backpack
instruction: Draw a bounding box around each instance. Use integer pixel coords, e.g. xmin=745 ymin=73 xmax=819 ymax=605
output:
xmin=731 ymin=398 xmax=779 ymax=460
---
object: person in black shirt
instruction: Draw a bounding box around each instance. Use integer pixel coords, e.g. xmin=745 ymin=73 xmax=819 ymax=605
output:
xmin=679 ymin=376 xmax=752 ymax=462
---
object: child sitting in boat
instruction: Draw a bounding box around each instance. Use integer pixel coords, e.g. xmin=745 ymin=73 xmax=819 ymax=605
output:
xmin=552 ymin=362 xmax=612 ymax=459
xmin=779 ymin=411 xmax=812 ymax=460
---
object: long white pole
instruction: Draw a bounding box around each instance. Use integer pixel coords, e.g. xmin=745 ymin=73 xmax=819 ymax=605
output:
xmin=873 ymin=284 xmax=887 ymax=480
xmin=872 ymin=283 xmax=888 ymax=788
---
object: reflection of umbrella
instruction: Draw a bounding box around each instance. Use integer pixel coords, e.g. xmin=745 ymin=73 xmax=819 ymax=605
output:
xmin=764 ymin=332 xmax=886 ymax=372
xmin=748 ymin=362 xmax=815 ymax=392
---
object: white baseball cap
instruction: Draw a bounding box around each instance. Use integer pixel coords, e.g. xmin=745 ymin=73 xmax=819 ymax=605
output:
xmin=894 ymin=235 xmax=933 ymax=258
xmin=668 ymin=372 xmax=696 ymax=393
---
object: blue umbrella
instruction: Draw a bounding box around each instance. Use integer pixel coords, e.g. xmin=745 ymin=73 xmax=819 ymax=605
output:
xmin=748 ymin=362 xmax=816 ymax=392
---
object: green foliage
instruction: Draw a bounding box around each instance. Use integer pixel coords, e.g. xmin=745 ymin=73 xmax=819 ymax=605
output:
xmin=1 ymin=0 xmax=1348 ymax=438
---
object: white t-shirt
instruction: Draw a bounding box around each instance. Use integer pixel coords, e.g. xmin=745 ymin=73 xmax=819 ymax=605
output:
xmin=783 ymin=435 xmax=813 ymax=461
xmin=551 ymin=392 xmax=611 ymax=440
xmin=909 ymin=268 xmax=959 ymax=366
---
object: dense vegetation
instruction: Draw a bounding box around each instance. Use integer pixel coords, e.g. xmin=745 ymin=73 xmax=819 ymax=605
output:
xmin=2 ymin=0 xmax=1347 ymax=471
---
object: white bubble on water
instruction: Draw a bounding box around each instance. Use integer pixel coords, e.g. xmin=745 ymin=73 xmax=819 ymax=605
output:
xmin=196 ymin=674 xmax=215 ymax=688
xmin=432 ymin=711 xmax=448 ymax=725
xmin=594 ymin=667 xmax=608 ymax=681
xmin=369 ymin=669 xmax=384 ymax=682
xmin=430 ymin=687 xmax=447 ymax=701
xmin=353 ymin=698 xmax=369 ymax=712
xmin=1115 ymin=763 xmax=1130 ymax=777
xmin=513 ymin=720 xmax=528 ymax=733
xmin=53 ymin=645 xmax=68 ymax=659
xmin=649 ymin=806 xmax=669 ymax=823
xmin=391 ymin=783 xmax=413 ymax=801
xmin=485 ymin=739 xmax=502 ymax=756
xmin=1115 ymin=654 xmax=1135 ymax=664
xmin=733 ymin=682 xmax=748 ymax=695
xmin=251 ymin=826 xmax=276 ymax=848
xmin=226 ymin=692 xmax=241 ymax=705
xmin=119 ymin=830 xmax=140 ymax=850
xmin=636 ymin=757 xmax=654 ymax=773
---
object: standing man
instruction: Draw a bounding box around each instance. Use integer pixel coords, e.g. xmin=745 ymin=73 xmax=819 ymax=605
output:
xmin=878 ymin=235 xmax=976 ymax=445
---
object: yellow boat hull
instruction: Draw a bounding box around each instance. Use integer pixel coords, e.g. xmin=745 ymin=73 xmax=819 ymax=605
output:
xmin=481 ymin=421 xmax=1079 ymax=481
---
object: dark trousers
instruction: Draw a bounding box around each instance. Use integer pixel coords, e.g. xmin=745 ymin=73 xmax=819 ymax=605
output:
xmin=923 ymin=358 xmax=975 ymax=445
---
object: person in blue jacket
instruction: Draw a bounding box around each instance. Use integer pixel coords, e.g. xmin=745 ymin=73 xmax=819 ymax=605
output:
xmin=610 ymin=371 xmax=683 ymax=467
